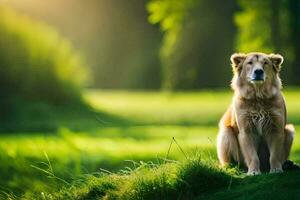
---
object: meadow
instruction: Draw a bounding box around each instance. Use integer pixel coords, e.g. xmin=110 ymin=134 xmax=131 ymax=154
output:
xmin=1 ymin=89 xmax=300 ymax=199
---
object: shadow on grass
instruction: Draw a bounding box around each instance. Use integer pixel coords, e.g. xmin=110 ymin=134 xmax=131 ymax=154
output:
xmin=0 ymin=101 xmax=131 ymax=133
xmin=0 ymin=99 xmax=221 ymax=133
xmin=203 ymin=171 xmax=300 ymax=200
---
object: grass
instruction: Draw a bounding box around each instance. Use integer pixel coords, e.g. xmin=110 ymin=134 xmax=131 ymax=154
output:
xmin=51 ymin=157 xmax=235 ymax=200
xmin=85 ymin=90 xmax=232 ymax=126
xmin=1 ymin=89 xmax=300 ymax=199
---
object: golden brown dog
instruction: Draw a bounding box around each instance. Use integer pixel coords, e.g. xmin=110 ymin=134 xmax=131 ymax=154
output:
xmin=217 ymin=52 xmax=295 ymax=175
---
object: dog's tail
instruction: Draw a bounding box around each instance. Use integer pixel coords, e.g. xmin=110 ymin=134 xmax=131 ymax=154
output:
xmin=285 ymin=124 xmax=295 ymax=134
xmin=285 ymin=124 xmax=295 ymax=152
xmin=282 ymin=124 xmax=300 ymax=171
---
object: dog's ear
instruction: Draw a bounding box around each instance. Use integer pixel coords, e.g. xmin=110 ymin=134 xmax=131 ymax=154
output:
xmin=231 ymin=53 xmax=246 ymax=70
xmin=269 ymin=54 xmax=284 ymax=72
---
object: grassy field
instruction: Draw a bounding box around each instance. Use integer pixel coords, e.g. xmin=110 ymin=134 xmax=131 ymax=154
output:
xmin=1 ymin=89 xmax=300 ymax=199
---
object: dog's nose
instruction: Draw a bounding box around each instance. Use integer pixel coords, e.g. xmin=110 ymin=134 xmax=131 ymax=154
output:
xmin=254 ymin=69 xmax=264 ymax=76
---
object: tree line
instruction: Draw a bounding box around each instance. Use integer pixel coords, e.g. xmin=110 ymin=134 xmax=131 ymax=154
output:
xmin=148 ymin=0 xmax=300 ymax=89
xmin=2 ymin=0 xmax=300 ymax=90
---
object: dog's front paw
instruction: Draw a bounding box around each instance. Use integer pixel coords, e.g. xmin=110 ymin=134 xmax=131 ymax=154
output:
xmin=270 ymin=167 xmax=283 ymax=174
xmin=247 ymin=170 xmax=261 ymax=176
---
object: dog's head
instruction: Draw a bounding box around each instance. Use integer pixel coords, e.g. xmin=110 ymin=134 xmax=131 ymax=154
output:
xmin=230 ymin=52 xmax=284 ymax=98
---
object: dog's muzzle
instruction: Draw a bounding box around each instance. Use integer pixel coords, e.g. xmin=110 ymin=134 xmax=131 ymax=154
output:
xmin=251 ymin=69 xmax=264 ymax=82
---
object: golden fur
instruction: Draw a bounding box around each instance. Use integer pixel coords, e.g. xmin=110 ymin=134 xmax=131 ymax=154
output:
xmin=217 ymin=52 xmax=295 ymax=175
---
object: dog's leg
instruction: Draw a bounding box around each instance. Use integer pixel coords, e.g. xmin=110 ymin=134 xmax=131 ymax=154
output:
xmin=238 ymin=132 xmax=261 ymax=175
xmin=217 ymin=126 xmax=240 ymax=166
xmin=266 ymin=132 xmax=285 ymax=173
xmin=284 ymin=124 xmax=295 ymax=161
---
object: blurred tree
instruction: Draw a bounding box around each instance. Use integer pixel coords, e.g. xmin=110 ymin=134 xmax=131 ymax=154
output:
xmin=288 ymin=0 xmax=300 ymax=84
xmin=7 ymin=0 xmax=162 ymax=89
xmin=148 ymin=0 xmax=237 ymax=89
xmin=6 ymin=0 xmax=300 ymax=89
xmin=0 ymin=7 xmax=88 ymax=124
xmin=147 ymin=0 xmax=198 ymax=89
xmin=235 ymin=0 xmax=274 ymax=53
xmin=234 ymin=0 xmax=300 ymax=84
xmin=271 ymin=0 xmax=281 ymax=52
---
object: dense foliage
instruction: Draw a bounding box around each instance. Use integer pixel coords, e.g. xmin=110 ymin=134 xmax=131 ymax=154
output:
xmin=235 ymin=0 xmax=300 ymax=84
xmin=0 ymin=7 xmax=88 ymax=130
xmin=6 ymin=0 xmax=300 ymax=90
xmin=7 ymin=0 xmax=162 ymax=89
xmin=148 ymin=0 xmax=236 ymax=89
xmin=0 ymin=7 xmax=88 ymax=102
xmin=148 ymin=0 xmax=300 ymax=90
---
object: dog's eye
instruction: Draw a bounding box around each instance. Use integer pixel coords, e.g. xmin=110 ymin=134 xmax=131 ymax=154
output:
xmin=264 ymin=61 xmax=268 ymax=65
xmin=247 ymin=61 xmax=253 ymax=65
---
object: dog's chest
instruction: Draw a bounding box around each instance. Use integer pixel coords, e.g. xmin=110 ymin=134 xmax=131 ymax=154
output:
xmin=248 ymin=106 xmax=272 ymax=136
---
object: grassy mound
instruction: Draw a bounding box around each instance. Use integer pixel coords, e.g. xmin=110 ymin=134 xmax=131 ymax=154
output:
xmin=39 ymin=157 xmax=235 ymax=200
xmin=28 ymin=156 xmax=300 ymax=200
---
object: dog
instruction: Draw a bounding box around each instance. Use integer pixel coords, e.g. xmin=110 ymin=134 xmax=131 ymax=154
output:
xmin=217 ymin=52 xmax=295 ymax=175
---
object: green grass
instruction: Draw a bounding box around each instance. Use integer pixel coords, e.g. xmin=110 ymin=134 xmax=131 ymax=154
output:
xmin=1 ymin=89 xmax=300 ymax=199
xmin=85 ymin=90 xmax=232 ymax=126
